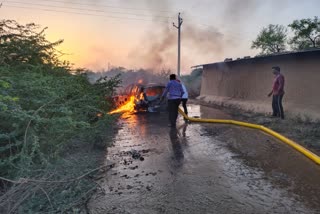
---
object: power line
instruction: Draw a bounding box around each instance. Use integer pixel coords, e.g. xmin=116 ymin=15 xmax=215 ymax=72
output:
xmin=6 ymin=0 xmax=173 ymax=19
xmin=3 ymin=1 xmax=247 ymax=40
xmin=3 ymin=5 xmax=170 ymax=23
xmin=22 ymin=0 xmax=174 ymax=14
xmin=3 ymin=1 xmax=244 ymax=36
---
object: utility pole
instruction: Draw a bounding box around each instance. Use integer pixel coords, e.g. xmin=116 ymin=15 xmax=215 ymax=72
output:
xmin=0 ymin=0 xmax=5 ymax=8
xmin=173 ymin=12 xmax=183 ymax=78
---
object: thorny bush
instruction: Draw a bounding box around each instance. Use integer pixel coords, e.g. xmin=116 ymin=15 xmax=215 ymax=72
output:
xmin=0 ymin=19 xmax=121 ymax=213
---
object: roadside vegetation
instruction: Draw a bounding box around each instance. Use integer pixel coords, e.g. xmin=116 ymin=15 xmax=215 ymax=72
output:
xmin=0 ymin=19 xmax=120 ymax=213
xmin=181 ymin=67 xmax=202 ymax=98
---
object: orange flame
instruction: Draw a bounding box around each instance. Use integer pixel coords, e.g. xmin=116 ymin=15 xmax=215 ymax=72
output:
xmin=139 ymin=92 xmax=144 ymax=100
xmin=108 ymin=96 xmax=136 ymax=114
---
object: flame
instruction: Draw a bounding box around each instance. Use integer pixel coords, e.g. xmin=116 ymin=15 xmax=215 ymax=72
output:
xmin=108 ymin=96 xmax=136 ymax=114
xmin=139 ymin=92 xmax=144 ymax=100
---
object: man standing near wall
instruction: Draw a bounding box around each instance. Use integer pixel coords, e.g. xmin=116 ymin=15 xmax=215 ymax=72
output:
xmin=161 ymin=74 xmax=184 ymax=127
xmin=268 ymin=66 xmax=285 ymax=119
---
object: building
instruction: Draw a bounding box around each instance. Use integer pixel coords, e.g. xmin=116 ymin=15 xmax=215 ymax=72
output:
xmin=197 ymin=49 xmax=320 ymax=120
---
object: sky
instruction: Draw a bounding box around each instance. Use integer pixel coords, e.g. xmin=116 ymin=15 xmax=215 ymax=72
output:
xmin=1 ymin=0 xmax=319 ymax=74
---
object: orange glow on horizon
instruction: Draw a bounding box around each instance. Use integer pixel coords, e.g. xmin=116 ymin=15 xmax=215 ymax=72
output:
xmin=45 ymin=24 xmax=135 ymax=70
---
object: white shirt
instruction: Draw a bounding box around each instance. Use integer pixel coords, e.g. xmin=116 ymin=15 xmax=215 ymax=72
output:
xmin=181 ymin=83 xmax=188 ymax=99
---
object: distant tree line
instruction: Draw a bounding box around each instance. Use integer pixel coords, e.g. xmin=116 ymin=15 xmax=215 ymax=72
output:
xmin=181 ymin=68 xmax=203 ymax=98
xmin=86 ymin=66 xmax=171 ymax=89
xmin=251 ymin=16 xmax=320 ymax=55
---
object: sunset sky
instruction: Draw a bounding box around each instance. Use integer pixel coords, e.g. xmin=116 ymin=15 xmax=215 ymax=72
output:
xmin=1 ymin=0 xmax=319 ymax=74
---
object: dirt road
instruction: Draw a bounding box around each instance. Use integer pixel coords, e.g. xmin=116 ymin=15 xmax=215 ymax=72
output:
xmin=89 ymin=104 xmax=320 ymax=214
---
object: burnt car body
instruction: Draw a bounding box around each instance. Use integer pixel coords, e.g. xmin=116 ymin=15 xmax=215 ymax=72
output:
xmin=113 ymin=83 xmax=167 ymax=112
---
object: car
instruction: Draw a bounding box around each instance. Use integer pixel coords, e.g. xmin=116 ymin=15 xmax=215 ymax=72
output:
xmin=112 ymin=83 xmax=167 ymax=113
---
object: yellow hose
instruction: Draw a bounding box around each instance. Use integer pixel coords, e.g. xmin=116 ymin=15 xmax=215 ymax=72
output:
xmin=178 ymin=108 xmax=320 ymax=165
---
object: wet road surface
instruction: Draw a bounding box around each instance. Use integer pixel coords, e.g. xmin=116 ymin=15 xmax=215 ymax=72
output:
xmin=89 ymin=104 xmax=320 ymax=214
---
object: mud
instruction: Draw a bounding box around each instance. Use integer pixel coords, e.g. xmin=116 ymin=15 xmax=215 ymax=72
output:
xmin=89 ymin=104 xmax=320 ymax=214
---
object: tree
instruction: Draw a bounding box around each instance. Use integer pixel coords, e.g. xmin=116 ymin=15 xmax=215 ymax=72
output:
xmin=251 ymin=24 xmax=287 ymax=54
xmin=0 ymin=19 xmax=64 ymax=66
xmin=288 ymin=16 xmax=320 ymax=50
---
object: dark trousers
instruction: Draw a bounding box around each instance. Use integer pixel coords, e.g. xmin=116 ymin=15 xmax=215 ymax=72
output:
xmin=168 ymin=99 xmax=181 ymax=125
xmin=181 ymin=98 xmax=188 ymax=115
xmin=272 ymin=95 xmax=284 ymax=119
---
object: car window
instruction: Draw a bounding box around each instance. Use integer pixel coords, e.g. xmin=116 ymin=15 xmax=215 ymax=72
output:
xmin=145 ymin=87 xmax=164 ymax=97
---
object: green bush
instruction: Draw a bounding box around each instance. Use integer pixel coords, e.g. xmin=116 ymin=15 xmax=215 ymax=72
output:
xmin=0 ymin=19 xmax=120 ymax=212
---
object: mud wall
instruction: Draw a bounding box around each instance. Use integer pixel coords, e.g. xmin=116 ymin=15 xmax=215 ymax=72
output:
xmin=199 ymin=50 xmax=320 ymax=120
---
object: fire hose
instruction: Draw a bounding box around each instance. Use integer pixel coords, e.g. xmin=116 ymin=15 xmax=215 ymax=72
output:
xmin=178 ymin=108 xmax=320 ymax=165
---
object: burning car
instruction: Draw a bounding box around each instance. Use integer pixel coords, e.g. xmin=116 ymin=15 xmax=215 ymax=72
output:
xmin=111 ymin=83 xmax=167 ymax=113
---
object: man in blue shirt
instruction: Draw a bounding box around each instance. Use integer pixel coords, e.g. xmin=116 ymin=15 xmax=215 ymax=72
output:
xmin=161 ymin=74 xmax=184 ymax=127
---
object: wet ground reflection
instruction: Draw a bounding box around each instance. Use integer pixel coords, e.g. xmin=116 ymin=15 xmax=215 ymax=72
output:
xmin=169 ymin=126 xmax=185 ymax=168
xmin=89 ymin=104 xmax=320 ymax=214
